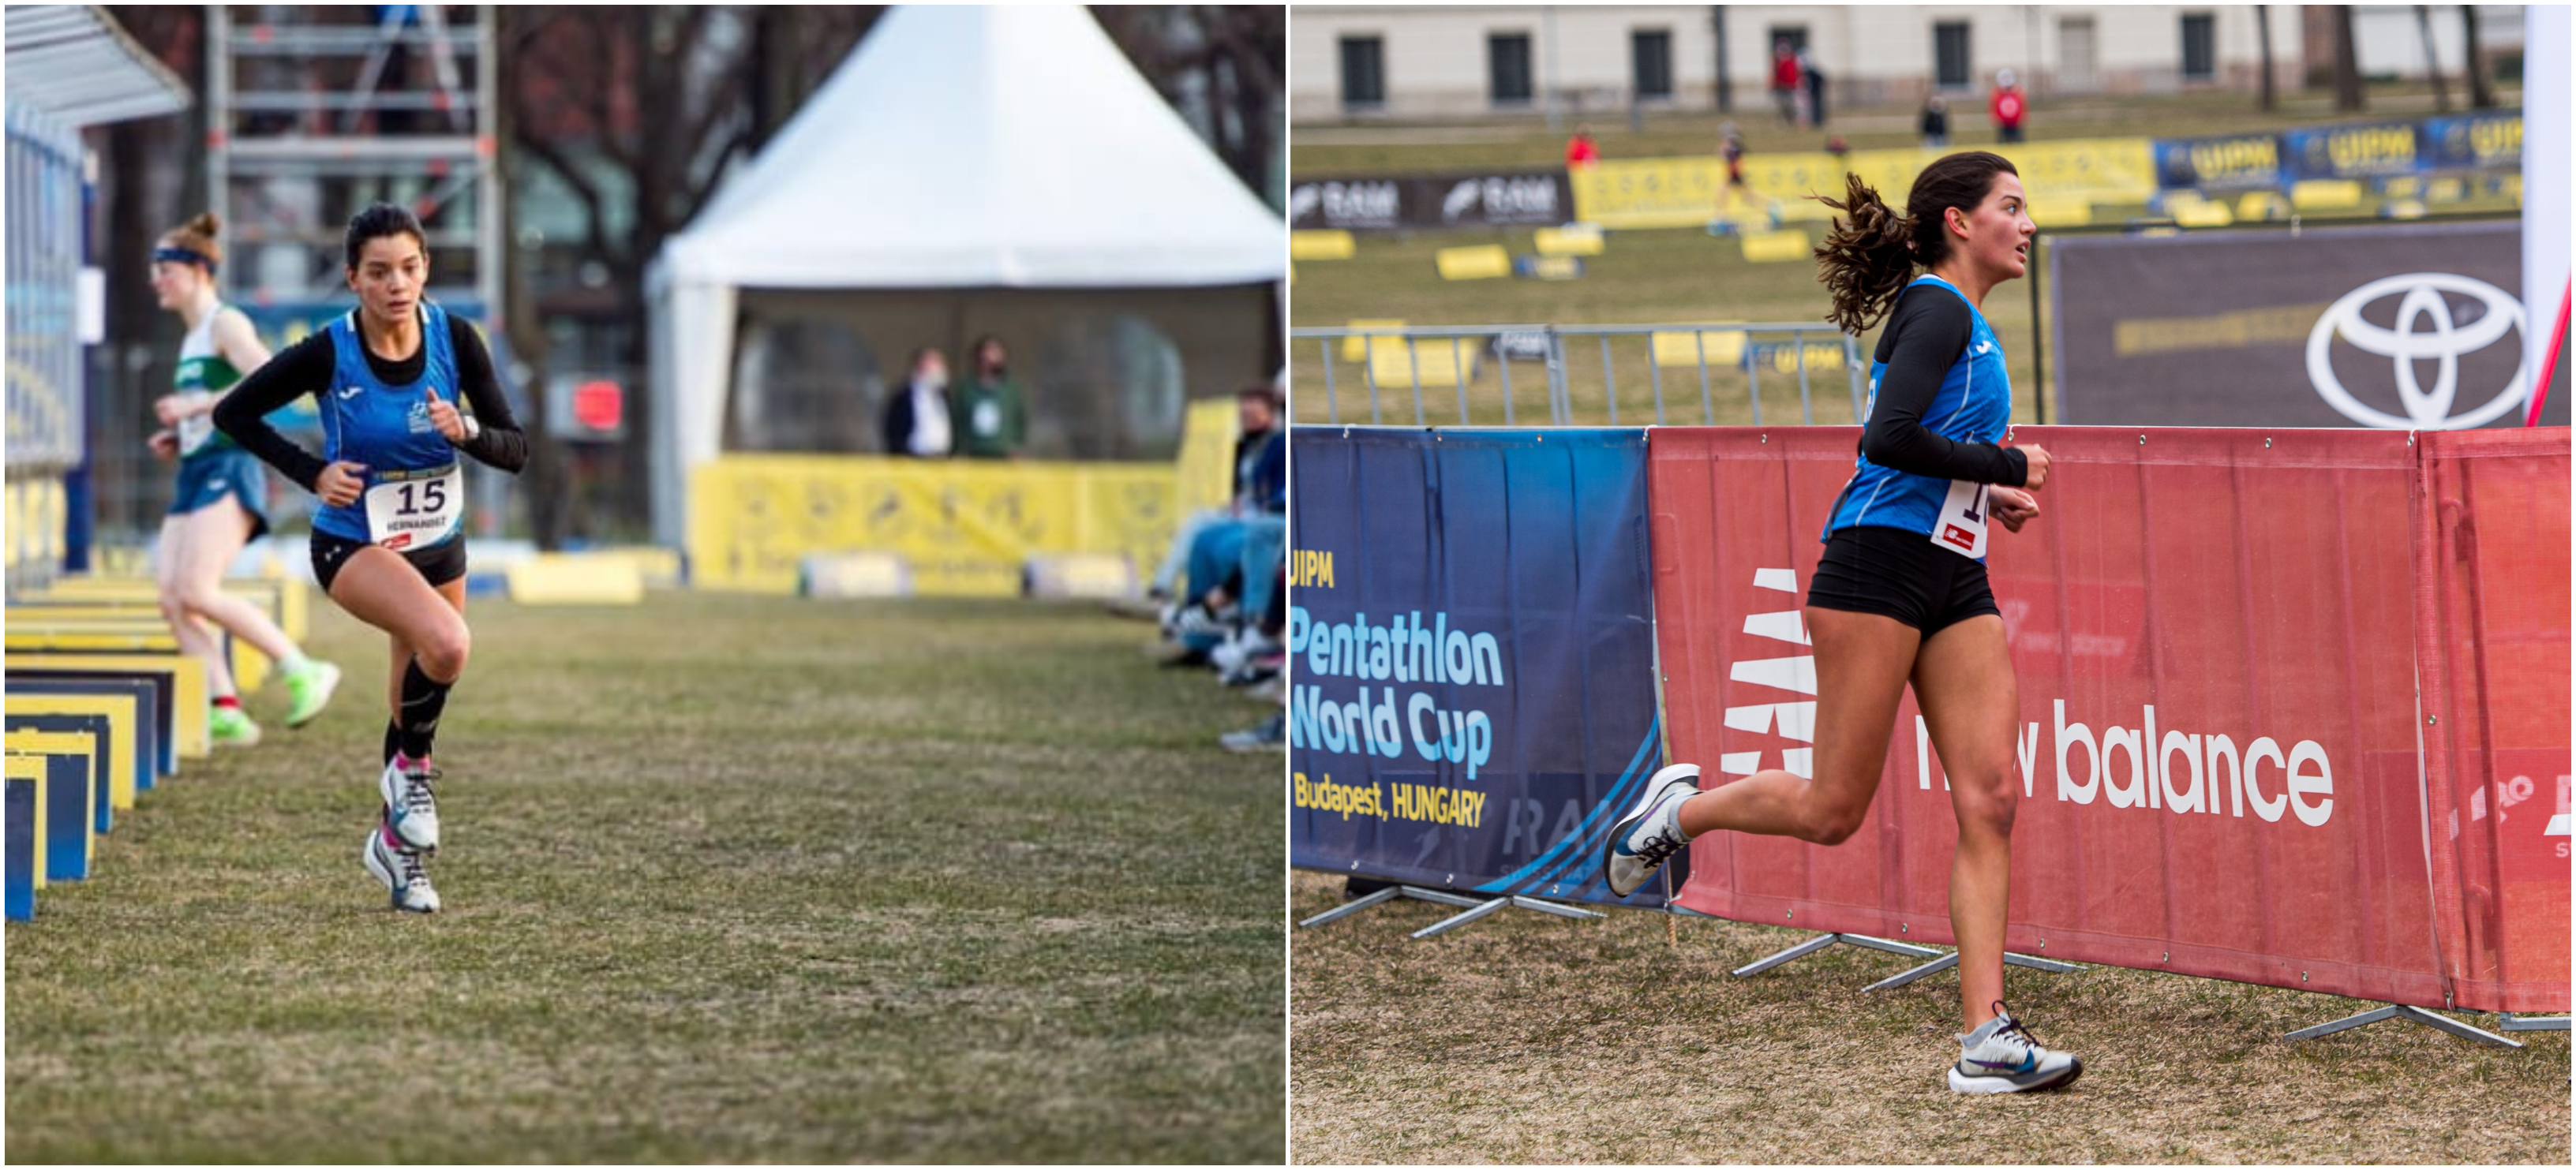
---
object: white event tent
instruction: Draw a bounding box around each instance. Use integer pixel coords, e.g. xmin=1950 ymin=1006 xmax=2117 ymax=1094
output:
xmin=647 ymin=4 xmax=1285 ymax=544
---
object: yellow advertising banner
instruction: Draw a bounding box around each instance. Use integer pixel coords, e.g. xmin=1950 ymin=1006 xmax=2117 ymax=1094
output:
xmin=691 ymin=456 xmax=1180 ymax=596
xmin=1571 ymin=138 xmax=2157 ymax=230
xmin=691 ymin=399 xmax=1242 ymax=597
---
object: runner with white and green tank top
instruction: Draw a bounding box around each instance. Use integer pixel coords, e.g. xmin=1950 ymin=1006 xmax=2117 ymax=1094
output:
xmin=148 ymin=211 xmax=342 ymax=746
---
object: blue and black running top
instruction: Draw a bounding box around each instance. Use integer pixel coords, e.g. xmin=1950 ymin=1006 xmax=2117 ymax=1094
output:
xmin=1822 ymin=274 xmax=2028 ymax=546
xmin=215 ymin=300 xmax=526 ymax=544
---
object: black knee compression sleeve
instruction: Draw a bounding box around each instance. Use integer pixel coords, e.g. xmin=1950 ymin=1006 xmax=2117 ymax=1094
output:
xmin=397 ymin=659 xmax=453 ymax=759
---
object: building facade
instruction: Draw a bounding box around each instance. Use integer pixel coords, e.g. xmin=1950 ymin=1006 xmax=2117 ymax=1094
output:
xmin=1292 ymin=5 xmax=2523 ymax=122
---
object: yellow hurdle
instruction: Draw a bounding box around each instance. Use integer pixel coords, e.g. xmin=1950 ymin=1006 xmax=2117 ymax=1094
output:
xmin=1339 ymin=319 xmax=1406 ymax=364
xmin=1651 ymin=329 xmax=1750 ymax=368
xmin=6 ymin=692 xmax=142 ymax=810
xmin=506 ymin=555 xmax=646 ymax=606
xmin=2290 ymin=179 xmax=2364 ymax=211
xmin=6 ymin=623 xmax=268 ymax=693
xmin=1533 ymin=226 xmax=1604 ymax=256
xmin=8 ymin=731 xmax=98 ymax=882
xmin=1289 ymin=230 xmax=1356 ymax=260
xmin=1367 ymin=338 xmax=1479 ymax=388
xmin=6 ymin=653 xmax=210 ymax=760
xmin=1739 ymin=230 xmax=1812 ymax=264
xmin=25 ymin=575 xmax=306 ymax=642
xmin=1433 ymin=245 xmax=1512 ymax=281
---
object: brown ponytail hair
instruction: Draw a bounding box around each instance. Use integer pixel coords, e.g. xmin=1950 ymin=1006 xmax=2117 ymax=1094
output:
xmin=1814 ymin=151 xmax=2018 ymax=335
xmin=156 ymin=211 xmax=223 ymax=271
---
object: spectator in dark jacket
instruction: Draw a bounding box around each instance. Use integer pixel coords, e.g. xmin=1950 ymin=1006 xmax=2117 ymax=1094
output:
xmin=881 ymin=347 xmax=953 ymax=458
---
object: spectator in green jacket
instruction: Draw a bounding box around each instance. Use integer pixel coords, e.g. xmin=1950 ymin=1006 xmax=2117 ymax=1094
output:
xmin=953 ymin=335 xmax=1028 ymax=458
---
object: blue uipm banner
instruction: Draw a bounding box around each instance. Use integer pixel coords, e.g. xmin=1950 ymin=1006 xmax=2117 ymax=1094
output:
xmin=1287 ymin=428 xmax=1667 ymax=908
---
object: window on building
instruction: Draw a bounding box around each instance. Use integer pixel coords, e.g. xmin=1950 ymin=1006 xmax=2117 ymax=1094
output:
xmin=2059 ymin=17 xmax=2099 ymax=92
xmin=1341 ymin=36 xmax=1384 ymax=108
xmin=1934 ymin=21 xmax=1972 ymax=88
xmin=1489 ymin=33 xmax=1533 ymax=104
xmin=1633 ymin=29 xmax=1674 ymax=99
xmin=2181 ymin=13 xmax=2216 ymax=80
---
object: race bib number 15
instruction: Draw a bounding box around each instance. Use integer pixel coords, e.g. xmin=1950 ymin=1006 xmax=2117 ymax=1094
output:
xmin=1930 ymin=479 xmax=1990 ymax=559
xmin=365 ymin=464 xmax=462 ymax=551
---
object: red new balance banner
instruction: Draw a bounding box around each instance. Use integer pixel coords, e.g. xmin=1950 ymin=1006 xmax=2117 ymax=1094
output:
xmin=2412 ymin=428 xmax=2571 ymax=1013
xmin=1649 ymin=426 xmax=2546 ymax=1011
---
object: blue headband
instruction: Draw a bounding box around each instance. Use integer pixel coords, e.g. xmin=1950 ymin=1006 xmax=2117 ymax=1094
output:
xmin=152 ymin=245 xmax=215 ymax=274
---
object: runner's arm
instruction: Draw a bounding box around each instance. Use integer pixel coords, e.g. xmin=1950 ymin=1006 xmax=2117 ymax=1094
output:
xmin=1860 ymin=293 xmax=2027 ymax=486
xmin=212 ymin=306 xmax=275 ymax=376
xmin=447 ymin=315 xmax=529 ymax=474
xmin=212 ymin=331 xmax=338 ymax=492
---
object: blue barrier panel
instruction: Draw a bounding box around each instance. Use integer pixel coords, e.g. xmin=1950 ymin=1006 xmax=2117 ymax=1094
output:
xmin=1287 ymin=427 xmax=1667 ymax=907
xmin=6 ymin=714 xmax=115 ymax=835
xmin=36 ymin=752 xmax=90 ymax=882
xmin=6 ymin=769 xmax=34 ymax=921
xmin=8 ymin=675 xmax=170 ymax=780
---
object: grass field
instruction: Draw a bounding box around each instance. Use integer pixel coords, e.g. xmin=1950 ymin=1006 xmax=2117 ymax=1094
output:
xmin=1290 ymin=871 xmax=2570 ymax=1164
xmin=5 ymin=592 xmax=1283 ymax=1162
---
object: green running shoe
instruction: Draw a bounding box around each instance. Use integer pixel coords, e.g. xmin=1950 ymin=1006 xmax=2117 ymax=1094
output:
xmin=209 ymin=705 xmax=264 ymax=748
xmin=282 ymin=660 xmax=343 ymax=728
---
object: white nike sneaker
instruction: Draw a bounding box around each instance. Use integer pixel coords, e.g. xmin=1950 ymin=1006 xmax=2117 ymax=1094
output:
xmin=363 ymin=823 xmax=441 ymax=914
xmin=1948 ymin=1003 xmax=2083 ymax=1093
xmin=379 ymin=756 xmax=440 ymax=853
xmin=1599 ymin=763 xmax=1702 ymax=898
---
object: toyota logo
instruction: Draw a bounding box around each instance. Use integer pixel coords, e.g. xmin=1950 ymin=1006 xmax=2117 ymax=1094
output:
xmin=2306 ymin=273 xmax=2527 ymax=429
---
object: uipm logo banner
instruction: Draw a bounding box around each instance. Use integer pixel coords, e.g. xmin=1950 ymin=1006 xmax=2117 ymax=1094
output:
xmin=2306 ymin=272 xmax=2529 ymax=429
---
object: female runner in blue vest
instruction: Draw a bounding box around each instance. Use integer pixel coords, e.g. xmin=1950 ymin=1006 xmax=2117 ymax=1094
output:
xmin=1600 ymin=152 xmax=2082 ymax=1093
xmin=217 ymin=204 xmax=527 ymax=914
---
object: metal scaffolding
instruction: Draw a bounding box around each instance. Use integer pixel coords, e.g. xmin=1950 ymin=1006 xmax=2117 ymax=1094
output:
xmin=206 ymin=4 xmax=499 ymax=321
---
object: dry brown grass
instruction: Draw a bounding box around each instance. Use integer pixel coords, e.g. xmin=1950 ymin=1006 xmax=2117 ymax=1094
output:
xmin=1290 ymin=871 xmax=2569 ymax=1164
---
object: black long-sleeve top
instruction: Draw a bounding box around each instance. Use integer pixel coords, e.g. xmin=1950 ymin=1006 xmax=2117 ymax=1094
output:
xmin=1859 ymin=289 xmax=2027 ymax=486
xmin=214 ymin=312 xmax=529 ymax=492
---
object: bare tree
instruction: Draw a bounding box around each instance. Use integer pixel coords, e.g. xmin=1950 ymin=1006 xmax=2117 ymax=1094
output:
xmin=2256 ymin=5 xmax=2276 ymax=111
xmin=500 ymin=6 xmax=877 ymax=544
xmin=2415 ymin=6 xmax=2450 ymax=112
xmin=1089 ymin=6 xmax=1285 ymax=204
xmin=2333 ymin=6 xmax=2365 ymax=111
xmin=2460 ymin=4 xmax=2496 ymax=107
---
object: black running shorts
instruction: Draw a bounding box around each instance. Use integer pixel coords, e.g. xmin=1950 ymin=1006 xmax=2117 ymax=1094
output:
xmin=1807 ymin=524 xmax=2001 ymax=636
xmin=311 ymin=531 xmax=468 ymax=593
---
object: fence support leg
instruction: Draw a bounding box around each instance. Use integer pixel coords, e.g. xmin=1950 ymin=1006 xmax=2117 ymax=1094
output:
xmin=2285 ymin=1003 xmax=2525 ymax=1049
xmin=1730 ymin=931 xmax=1942 ymax=977
xmin=1860 ymin=950 xmax=2080 ymax=992
xmin=2499 ymin=1012 xmax=2572 ymax=1032
xmin=1412 ymin=892 xmax=1601 ymax=940
xmin=1298 ymin=884 xmax=1601 ymax=940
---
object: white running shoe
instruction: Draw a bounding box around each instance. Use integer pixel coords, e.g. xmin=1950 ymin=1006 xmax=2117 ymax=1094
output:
xmin=1599 ymin=763 xmax=1702 ymax=898
xmin=379 ymin=756 xmax=440 ymax=853
xmin=363 ymin=823 xmax=441 ymax=914
xmin=1948 ymin=1003 xmax=2083 ymax=1093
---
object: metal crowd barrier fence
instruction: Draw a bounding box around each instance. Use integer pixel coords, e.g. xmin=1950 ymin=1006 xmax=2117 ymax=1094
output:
xmin=1290 ymin=323 xmax=1867 ymax=428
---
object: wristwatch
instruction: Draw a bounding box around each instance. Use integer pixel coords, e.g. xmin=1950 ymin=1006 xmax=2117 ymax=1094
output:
xmin=460 ymin=415 xmax=481 ymax=443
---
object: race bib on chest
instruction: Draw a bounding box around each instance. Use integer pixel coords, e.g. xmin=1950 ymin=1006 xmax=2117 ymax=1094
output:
xmin=364 ymin=463 xmax=462 ymax=551
xmin=1930 ymin=479 xmax=1990 ymax=559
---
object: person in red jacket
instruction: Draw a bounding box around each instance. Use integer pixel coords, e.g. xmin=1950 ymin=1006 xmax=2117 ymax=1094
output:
xmin=1771 ymin=40 xmax=1803 ymax=126
xmin=1566 ymin=123 xmax=1601 ymax=170
xmin=1990 ymin=68 xmax=2027 ymax=144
